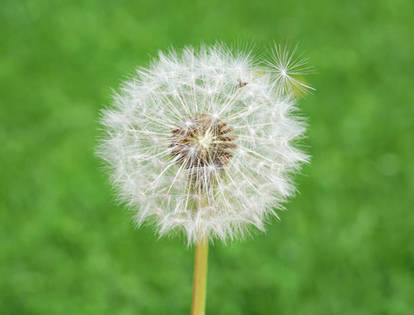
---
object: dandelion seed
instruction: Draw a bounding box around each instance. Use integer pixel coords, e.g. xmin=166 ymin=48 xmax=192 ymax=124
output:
xmin=265 ymin=44 xmax=315 ymax=97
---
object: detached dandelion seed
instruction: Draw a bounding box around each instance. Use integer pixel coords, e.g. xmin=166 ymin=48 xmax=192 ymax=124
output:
xmin=266 ymin=44 xmax=315 ymax=97
xmin=98 ymin=44 xmax=312 ymax=315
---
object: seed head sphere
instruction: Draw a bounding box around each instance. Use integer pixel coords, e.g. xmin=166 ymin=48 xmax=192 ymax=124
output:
xmin=98 ymin=44 xmax=311 ymax=244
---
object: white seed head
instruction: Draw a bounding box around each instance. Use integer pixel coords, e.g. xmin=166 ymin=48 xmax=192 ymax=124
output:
xmin=98 ymin=44 xmax=312 ymax=244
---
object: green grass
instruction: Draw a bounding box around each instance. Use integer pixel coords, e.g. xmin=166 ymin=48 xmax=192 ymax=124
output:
xmin=1 ymin=0 xmax=413 ymax=314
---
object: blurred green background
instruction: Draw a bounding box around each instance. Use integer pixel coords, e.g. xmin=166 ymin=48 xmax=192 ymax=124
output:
xmin=1 ymin=0 xmax=413 ymax=314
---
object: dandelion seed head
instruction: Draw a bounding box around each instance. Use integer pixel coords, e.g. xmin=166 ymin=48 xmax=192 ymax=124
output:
xmin=98 ymin=44 xmax=312 ymax=244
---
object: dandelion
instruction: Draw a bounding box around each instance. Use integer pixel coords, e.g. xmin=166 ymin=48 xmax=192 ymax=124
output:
xmin=98 ymin=44 xmax=312 ymax=315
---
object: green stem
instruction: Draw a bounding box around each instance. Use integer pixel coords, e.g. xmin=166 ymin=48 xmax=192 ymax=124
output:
xmin=191 ymin=239 xmax=208 ymax=315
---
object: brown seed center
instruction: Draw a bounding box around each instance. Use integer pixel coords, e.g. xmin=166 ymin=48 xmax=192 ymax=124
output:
xmin=170 ymin=114 xmax=237 ymax=170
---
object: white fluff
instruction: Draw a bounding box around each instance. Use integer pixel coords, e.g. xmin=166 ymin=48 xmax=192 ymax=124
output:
xmin=98 ymin=44 xmax=311 ymax=244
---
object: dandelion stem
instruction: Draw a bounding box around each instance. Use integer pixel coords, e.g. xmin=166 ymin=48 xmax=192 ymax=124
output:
xmin=191 ymin=239 xmax=208 ymax=315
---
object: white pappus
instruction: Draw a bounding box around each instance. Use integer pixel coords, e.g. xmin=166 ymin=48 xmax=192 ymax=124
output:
xmin=98 ymin=44 xmax=312 ymax=244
